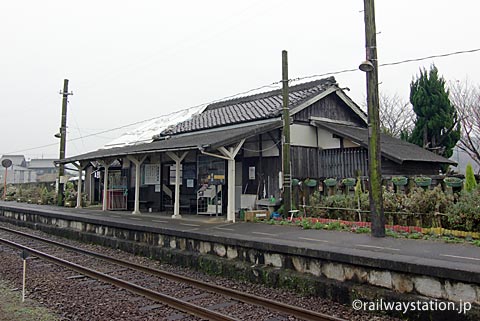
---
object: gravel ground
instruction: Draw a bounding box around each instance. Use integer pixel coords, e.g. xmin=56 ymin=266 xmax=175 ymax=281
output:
xmin=0 ymin=222 xmax=403 ymax=320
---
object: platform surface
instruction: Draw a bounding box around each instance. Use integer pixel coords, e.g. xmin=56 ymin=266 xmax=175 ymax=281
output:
xmin=1 ymin=201 xmax=480 ymax=283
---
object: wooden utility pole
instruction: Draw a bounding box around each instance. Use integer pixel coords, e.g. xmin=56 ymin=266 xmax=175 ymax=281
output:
xmin=362 ymin=0 xmax=385 ymax=237
xmin=281 ymin=50 xmax=292 ymax=215
xmin=57 ymin=79 xmax=72 ymax=206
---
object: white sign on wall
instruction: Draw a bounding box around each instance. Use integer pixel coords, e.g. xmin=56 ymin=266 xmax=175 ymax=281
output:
xmin=144 ymin=164 xmax=160 ymax=185
xmin=249 ymin=166 xmax=255 ymax=180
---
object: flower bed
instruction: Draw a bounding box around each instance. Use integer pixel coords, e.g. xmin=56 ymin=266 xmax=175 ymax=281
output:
xmin=285 ymin=217 xmax=480 ymax=239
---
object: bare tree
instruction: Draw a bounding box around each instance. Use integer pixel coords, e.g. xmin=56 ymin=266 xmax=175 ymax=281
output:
xmin=449 ymin=79 xmax=480 ymax=167
xmin=377 ymin=92 xmax=414 ymax=138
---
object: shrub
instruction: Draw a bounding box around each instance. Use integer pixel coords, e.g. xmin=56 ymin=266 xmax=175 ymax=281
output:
xmin=309 ymin=185 xmax=453 ymax=228
xmin=465 ymin=163 xmax=477 ymax=192
xmin=447 ymin=187 xmax=480 ymax=232
xmin=403 ymin=186 xmax=452 ymax=227
xmin=322 ymin=194 xmax=356 ymax=220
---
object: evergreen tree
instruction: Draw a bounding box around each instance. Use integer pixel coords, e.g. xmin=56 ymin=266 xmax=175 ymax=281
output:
xmin=465 ymin=163 xmax=477 ymax=192
xmin=408 ymin=65 xmax=460 ymax=160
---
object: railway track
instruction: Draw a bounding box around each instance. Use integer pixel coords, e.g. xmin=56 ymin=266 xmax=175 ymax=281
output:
xmin=0 ymin=226 xmax=344 ymax=321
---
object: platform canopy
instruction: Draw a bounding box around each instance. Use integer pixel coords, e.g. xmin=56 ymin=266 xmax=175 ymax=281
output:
xmin=58 ymin=119 xmax=282 ymax=164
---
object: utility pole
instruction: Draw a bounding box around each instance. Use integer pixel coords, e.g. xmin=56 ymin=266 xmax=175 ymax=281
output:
xmin=57 ymin=79 xmax=73 ymax=206
xmin=281 ymin=50 xmax=292 ymax=215
xmin=361 ymin=0 xmax=385 ymax=237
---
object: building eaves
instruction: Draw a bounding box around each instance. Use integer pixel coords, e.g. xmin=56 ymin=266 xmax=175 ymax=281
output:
xmin=311 ymin=120 xmax=456 ymax=165
xmin=58 ymin=120 xmax=282 ymax=164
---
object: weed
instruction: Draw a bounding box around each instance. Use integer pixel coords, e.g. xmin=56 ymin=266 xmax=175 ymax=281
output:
xmin=313 ymin=222 xmax=326 ymax=230
xmin=472 ymin=240 xmax=480 ymax=247
xmin=326 ymin=221 xmax=342 ymax=230
xmin=354 ymin=227 xmax=371 ymax=234
xmin=300 ymin=219 xmax=312 ymax=229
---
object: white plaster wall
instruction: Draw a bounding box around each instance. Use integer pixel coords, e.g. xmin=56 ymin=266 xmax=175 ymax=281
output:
xmin=317 ymin=127 xmax=341 ymax=149
xmin=290 ymin=124 xmax=317 ymax=147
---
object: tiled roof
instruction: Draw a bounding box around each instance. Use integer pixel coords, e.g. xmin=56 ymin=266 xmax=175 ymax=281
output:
xmin=28 ymin=159 xmax=56 ymax=169
xmin=161 ymin=77 xmax=337 ymax=136
xmin=313 ymin=121 xmax=456 ymax=165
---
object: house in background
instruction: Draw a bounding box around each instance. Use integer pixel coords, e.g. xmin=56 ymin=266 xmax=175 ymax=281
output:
xmin=0 ymin=156 xmax=60 ymax=184
xmin=58 ymin=77 xmax=455 ymax=220
xmin=450 ymin=147 xmax=480 ymax=175
xmin=27 ymin=158 xmax=58 ymax=182
xmin=0 ymin=155 xmax=37 ymax=184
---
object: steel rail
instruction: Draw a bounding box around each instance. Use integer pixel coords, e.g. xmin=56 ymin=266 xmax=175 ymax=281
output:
xmin=0 ymin=237 xmax=238 ymax=321
xmin=0 ymin=226 xmax=345 ymax=321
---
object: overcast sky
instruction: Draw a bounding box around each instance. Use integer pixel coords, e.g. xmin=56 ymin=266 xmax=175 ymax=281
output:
xmin=1 ymin=0 xmax=478 ymax=160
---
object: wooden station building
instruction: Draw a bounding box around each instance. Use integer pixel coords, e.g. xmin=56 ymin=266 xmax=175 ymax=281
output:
xmin=58 ymin=77 xmax=454 ymax=221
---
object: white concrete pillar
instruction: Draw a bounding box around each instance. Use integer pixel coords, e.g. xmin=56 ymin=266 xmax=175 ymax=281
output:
xmin=127 ymin=155 xmax=147 ymax=215
xmin=134 ymin=162 xmax=141 ymax=214
xmin=166 ymin=151 xmax=188 ymax=219
xmin=76 ymin=165 xmax=83 ymax=208
xmin=174 ymin=159 xmax=181 ymax=217
xmin=102 ymin=165 xmax=109 ymax=211
xmin=227 ymin=147 xmax=235 ymax=222
xmin=217 ymin=139 xmax=245 ymax=223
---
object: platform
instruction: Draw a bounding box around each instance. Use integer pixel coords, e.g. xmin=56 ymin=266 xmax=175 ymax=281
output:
xmin=1 ymin=201 xmax=479 ymax=321
xmin=1 ymin=201 xmax=479 ymax=280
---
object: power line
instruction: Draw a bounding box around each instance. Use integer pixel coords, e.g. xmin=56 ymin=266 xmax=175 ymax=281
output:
xmin=291 ymin=47 xmax=480 ymax=83
xmin=5 ymin=47 xmax=479 ymax=156
xmin=4 ymin=81 xmax=282 ymax=155
xmin=379 ymin=48 xmax=480 ymax=67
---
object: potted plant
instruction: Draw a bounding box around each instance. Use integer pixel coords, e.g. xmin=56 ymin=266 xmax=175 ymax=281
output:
xmin=342 ymin=178 xmax=356 ymax=187
xmin=391 ymin=176 xmax=408 ymax=186
xmin=444 ymin=177 xmax=463 ymax=188
xmin=414 ymin=176 xmax=432 ymax=187
xmin=323 ymin=178 xmax=337 ymax=187
xmin=304 ymin=179 xmax=317 ymax=187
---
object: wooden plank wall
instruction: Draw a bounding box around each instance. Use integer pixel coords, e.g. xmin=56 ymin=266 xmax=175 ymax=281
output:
xmin=318 ymin=147 xmax=368 ymax=178
xmin=291 ymin=146 xmax=320 ymax=178
xmin=292 ymin=147 xmax=441 ymax=179
xmin=293 ymin=94 xmax=365 ymax=126
xmin=292 ymin=146 xmax=368 ymax=179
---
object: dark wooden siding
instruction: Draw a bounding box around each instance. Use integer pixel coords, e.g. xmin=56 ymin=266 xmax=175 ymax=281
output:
xmin=293 ymin=94 xmax=365 ymax=126
xmin=318 ymin=147 xmax=368 ymax=178
xmin=292 ymin=146 xmax=442 ymax=179
xmin=382 ymin=159 xmax=441 ymax=176
xmin=291 ymin=146 xmax=320 ymax=178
